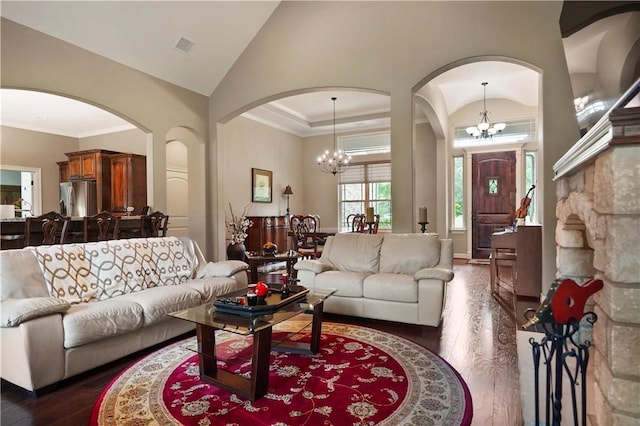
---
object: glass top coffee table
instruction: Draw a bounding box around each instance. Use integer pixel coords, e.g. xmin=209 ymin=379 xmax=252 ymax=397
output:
xmin=170 ymin=285 xmax=335 ymax=401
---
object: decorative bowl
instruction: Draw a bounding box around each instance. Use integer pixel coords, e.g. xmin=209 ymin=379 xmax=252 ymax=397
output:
xmin=262 ymin=242 xmax=277 ymax=256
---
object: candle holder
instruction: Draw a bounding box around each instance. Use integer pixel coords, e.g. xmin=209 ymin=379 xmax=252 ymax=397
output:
xmin=365 ymin=221 xmax=376 ymax=234
xmin=418 ymin=221 xmax=429 ymax=233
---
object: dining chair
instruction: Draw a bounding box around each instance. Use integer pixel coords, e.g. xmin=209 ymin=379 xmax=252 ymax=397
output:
xmin=351 ymin=213 xmax=366 ymax=233
xmin=83 ymin=211 xmax=120 ymax=242
xmin=141 ymin=211 xmax=169 ymax=237
xmin=368 ymin=214 xmax=381 ymax=234
xmin=290 ymin=215 xmax=321 ymax=258
xmin=25 ymin=211 xmax=71 ymax=246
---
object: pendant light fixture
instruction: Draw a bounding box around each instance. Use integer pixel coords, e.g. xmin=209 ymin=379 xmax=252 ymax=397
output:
xmin=317 ymin=97 xmax=351 ymax=175
xmin=466 ymin=82 xmax=506 ymax=139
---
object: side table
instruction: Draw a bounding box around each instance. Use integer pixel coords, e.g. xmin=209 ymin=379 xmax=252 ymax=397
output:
xmin=245 ymin=252 xmax=300 ymax=283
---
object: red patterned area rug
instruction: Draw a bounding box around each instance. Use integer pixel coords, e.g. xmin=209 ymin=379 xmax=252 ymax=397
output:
xmin=90 ymin=321 xmax=472 ymax=425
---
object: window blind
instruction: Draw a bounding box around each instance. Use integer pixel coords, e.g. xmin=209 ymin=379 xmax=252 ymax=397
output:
xmin=340 ymin=132 xmax=390 ymax=155
xmin=367 ymin=162 xmax=391 ymax=183
xmin=339 ymin=162 xmax=391 ymax=184
xmin=339 ymin=164 xmax=365 ymax=184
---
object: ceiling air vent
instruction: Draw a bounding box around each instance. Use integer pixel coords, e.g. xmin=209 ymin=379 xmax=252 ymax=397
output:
xmin=174 ymin=37 xmax=194 ymax=54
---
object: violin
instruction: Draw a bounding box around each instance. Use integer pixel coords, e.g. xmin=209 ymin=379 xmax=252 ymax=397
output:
xmin=515 ymin=185 xmax=535 ymax=219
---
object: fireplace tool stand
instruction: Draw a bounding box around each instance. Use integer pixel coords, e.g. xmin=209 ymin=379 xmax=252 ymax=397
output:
xmin=523 ymin=277 xmax=603 ymax=426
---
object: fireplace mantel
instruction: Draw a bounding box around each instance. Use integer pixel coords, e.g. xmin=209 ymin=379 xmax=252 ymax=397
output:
xmin=552 ymin=80 xmax=640 ymax=425
xmin=553 ymin=80 xmax=639 ymax=180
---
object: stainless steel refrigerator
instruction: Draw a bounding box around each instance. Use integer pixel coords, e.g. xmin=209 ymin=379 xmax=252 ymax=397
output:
xmin=59 ymin=181 xmax=97 ymax=217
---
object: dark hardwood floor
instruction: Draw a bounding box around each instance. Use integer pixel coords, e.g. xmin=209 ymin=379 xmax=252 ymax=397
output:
xmin=1 ymin=261 xmax=534 ymax=425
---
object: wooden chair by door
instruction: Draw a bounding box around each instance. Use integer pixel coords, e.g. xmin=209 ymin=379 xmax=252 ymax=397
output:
xmin=290 ymin=215 xmax=321 ymax=258
xmin=83 ymin=211 xmax=120 ymax=242
xmin=25 ymin=211 xmax=71 ymax=246
xmin=141 ymin=211 xmax=169 ymax=237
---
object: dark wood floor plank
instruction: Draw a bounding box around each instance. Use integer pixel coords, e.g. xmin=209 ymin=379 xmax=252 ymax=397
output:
xmin=1 ymin=261 xmax=535 ymax=426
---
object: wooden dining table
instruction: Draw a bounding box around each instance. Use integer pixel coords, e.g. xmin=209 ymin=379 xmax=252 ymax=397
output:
xmin=286 ymin=229 xmax=336 ymax=246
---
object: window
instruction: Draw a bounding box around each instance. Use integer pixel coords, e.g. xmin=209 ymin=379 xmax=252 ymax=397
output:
xmin=524 ymin=151 xmax=537 ymax=222
xmin=452 ymin=156 xmax=464 ymax=229
xmin=340 ymin=131 xmax=390 ymax=156
xmin=453 ymin=118 xmax=537 ymax=148
xmin=339 ymin=162 xmax=391 ymax=231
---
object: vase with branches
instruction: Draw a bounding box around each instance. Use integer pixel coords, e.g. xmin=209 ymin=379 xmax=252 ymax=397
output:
xmin=225 ymin=203 xmax=252 ymax=260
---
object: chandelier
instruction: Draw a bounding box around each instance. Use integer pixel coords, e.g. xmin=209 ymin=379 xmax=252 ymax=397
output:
xmin=466 ymin=82 xmax=506 ymax=139
xmin=317 ymin=97 xmax=351 ymax=175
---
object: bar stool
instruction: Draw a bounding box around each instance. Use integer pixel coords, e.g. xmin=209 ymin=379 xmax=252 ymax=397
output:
xmin=83 ymin=211 xmax=120 ymax=242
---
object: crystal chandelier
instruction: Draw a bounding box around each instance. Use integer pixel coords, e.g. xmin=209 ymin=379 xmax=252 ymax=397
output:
xmin=466 ymin=82 xmax=506 ymax=139
xmin=317 ymin=97 xmax=351 ymax=175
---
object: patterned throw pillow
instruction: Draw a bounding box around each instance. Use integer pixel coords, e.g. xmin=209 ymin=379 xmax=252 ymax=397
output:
xmin=30 ymin=237 xmax=195 ymax=304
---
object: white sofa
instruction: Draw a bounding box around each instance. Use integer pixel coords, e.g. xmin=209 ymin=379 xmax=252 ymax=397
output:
xmin=0 ymin=236 xmax=248 ymax=393
xmin=294 ymin=233 xmax=454 ymax=326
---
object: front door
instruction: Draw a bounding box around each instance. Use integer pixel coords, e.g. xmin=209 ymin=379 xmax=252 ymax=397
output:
xmin=472 ymin=151 xmax=516 ymax=259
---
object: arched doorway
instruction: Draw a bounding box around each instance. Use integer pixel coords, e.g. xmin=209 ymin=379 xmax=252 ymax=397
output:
xmin=166 ymin=140 xmax=189 ymax=237
xmin=413 ymin=58 xmax=542 ymax=259
xmin=215 ymin=88 xmax=391 ymax=258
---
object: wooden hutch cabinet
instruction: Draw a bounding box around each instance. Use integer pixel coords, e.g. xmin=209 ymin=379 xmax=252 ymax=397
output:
xmin=62 ymin=149 xmax=116 ymax=212
xmin=110 ymin=153 xmax=147 ymax=215
xmin=245 ymin=216 xmax=288 ymax=253
xmin=57 ymin=161 xmax=69 ymax=183
xmin=65 ymin=150 xmax=115 ymax=180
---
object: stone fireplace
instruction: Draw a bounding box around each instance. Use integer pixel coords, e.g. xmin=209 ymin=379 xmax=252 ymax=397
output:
xmin=553 ymin=89 xmax=640 ymax=425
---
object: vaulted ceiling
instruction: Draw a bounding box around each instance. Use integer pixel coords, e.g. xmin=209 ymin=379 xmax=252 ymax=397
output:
xmin=1 ymin=2 xmax=637 ymax=138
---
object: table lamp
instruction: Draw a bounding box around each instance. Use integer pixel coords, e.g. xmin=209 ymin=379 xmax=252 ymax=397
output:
xmin=283 ymin=185 xmax=293 ymax=216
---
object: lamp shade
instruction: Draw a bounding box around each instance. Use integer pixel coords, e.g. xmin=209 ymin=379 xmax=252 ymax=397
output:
xmin=283 ymin=185 xmax=293 ymax=195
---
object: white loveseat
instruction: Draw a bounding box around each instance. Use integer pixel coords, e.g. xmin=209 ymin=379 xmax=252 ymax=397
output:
xmin=294 ymin=233 xmax=454 ymax=326
xmin=0 ymin=236 xmax=248 ymax=393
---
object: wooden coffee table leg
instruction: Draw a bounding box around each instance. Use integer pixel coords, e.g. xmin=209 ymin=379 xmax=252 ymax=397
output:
xmin=273 ymin=298 xmax=325 ymax=355
xmin=196 ymin=323 xmax=273 ymax=401
xmin=250 ymin=327 xmax=272 ymax=399
xmin=196 ymin=324 xmax=217 ymax=378
xmin=309 ymin=300 xmax=324 ymax=354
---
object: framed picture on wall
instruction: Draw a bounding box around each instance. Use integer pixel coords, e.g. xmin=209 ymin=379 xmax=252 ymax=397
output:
xmin=252 ymin=168 xmax=272 ymax=203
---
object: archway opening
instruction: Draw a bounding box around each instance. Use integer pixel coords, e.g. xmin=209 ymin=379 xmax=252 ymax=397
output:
xmin=413 ymin=59 xmax=541 ymax=259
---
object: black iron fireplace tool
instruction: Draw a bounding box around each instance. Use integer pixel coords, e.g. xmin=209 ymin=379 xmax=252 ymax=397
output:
xmin=522 ymin=277 xmax=603 ymax=426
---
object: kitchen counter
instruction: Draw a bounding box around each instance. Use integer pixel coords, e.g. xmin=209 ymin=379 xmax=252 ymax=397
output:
xmin=0 ymin=215 xmax=148 ymax=249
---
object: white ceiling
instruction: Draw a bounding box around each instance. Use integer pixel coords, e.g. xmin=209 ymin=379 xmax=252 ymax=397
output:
xmin=0 ymin=2 xmax=626 ymax=139
xmin=1 ymin=1 xmax=280 ymax=96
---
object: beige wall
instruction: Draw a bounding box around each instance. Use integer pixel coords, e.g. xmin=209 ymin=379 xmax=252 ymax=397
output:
xmin=80 ymin=128 xmax=146 ymax=156
xmin=209 ymin=1 xmax=580 ymax=282
xmin=414 ymin=122 xmax=438 ymax=233
xmin=1 ymin=18 xmax=210 ymax=254
xmin=0 ymin=126 xmax=78 ymax=212
xmin=1 ymin=2 xmax=585 ymax=283
xmin=221 ymin=116 xmax=303 ymax=240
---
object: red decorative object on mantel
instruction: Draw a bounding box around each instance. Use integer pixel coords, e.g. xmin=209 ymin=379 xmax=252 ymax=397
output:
xmin=549 ymin=277 xmax=603 ymax=324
